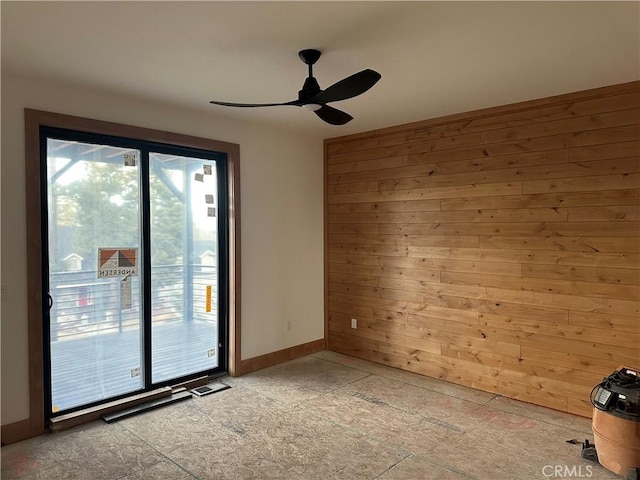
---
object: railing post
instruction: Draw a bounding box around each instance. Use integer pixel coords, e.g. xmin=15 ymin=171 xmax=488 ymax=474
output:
xmin=118 ymin=280 xmax=123 ymax=333
xmin=184 ymin=164 xmax=194 ymax=323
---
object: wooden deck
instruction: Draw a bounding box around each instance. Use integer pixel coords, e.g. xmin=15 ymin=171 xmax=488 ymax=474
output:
xmin=50 ymin=319 xmax=219 ymax=413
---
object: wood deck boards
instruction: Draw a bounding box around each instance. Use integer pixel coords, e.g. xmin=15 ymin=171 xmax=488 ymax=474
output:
xmin=50 ymin=319 xmax=218 ymax=412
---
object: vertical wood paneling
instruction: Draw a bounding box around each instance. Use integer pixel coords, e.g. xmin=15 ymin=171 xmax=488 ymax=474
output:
xmin=325 ymin=81 xmax=640 ymax=417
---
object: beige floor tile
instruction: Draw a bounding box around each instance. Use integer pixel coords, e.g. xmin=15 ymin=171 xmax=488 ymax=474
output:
xmin=2 ymin=352 xmax=615 ymax=480
xmin=119 ymin=397 xmax=254 ymax=455
xmin=570 ymin=414 xmax=596 ymax=435
xmin=192 ymin=383 xmax=288 ymax=419
xmin=418 ymin=418 xmax=616 ymax=480
xmin=314 ymin=350 xmax=495 ymax=405
xmin=118 ymin=460 xmax=196 ymax=479
xmin=223 ymin=355 xmax=370 ymax=405
xmin=485 ymin=395 xmax=577 ymax=429
xmin=302 ymin=373 xmax=483 ymax=435
xmin=160 ymin=408 xmax=407 ymax=480
xmin=0 ymin=421 xmax=163 ymax=480
xmin=377 ymin=454 xmax=474 ymax=480
xmin=302 ymin=386 xmax=469 ymax=455
xmin=301 ymin=371 xmax=615 ymax=480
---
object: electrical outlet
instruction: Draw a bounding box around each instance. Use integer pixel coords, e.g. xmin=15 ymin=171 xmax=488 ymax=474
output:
xmin=286 ymin=320 xmax=292 ymax=331
xmin=351 ymin=318 xmax=357 ymax=329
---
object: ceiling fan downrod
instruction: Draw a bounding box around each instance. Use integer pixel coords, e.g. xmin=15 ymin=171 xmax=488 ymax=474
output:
xmin=298 ymin=49 xmax=322 ymax=101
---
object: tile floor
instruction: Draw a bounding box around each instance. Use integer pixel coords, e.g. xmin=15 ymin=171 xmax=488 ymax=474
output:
xmin=1 ymin=350 xmax=619 ymax=480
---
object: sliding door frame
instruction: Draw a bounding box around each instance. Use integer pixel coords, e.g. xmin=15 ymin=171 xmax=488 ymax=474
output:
xmin=24 ymin=109 xmax=241 ymax=438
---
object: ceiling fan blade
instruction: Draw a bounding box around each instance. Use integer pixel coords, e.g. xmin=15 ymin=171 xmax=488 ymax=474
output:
xmin=210 ymin=99 xmax=302 ymax=108
xmin=314 ymin=105 xmax=353 ymax=125
xmin=309 ymin=69 xmax=381 ymax=105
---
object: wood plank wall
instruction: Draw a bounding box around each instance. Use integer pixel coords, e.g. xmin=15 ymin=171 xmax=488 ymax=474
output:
xmin=325 ymin=81 xmax=640 ymax=417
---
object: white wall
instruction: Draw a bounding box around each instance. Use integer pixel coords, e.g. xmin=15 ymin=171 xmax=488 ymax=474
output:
xmin=1 ymin=74 xmax=325 ymax=425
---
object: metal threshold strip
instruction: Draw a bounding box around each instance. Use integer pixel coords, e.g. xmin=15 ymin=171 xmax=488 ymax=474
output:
xmin=101 ymin=381 xmax=231 ymax=423
xmin=50 ymin=386 xmax=173 ymax=431
xmin=101 ymin=391 xmax=193 ymax=423
xmin=49 ymin=375 xmax=230 ymax=431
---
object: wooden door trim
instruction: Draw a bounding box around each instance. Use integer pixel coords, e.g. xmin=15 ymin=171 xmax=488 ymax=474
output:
xmin=19 ymin=108 xmax=241 ymax=441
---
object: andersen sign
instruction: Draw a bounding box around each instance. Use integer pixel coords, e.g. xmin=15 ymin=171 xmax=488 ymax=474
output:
xmin=97 ymin=248 xmax=138 ymax=278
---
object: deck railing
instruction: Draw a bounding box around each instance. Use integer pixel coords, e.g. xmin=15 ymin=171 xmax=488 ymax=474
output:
xmin=49 ymin=264 xmax=217 ymax=341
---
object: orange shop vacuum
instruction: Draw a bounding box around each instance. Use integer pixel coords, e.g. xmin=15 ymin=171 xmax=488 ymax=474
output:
xmin=590 ymin=366 xmax=640 ymax=478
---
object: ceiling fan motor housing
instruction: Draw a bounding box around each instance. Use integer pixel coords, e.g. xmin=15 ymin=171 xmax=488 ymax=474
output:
xmin=299 ymin=76 xmax=321 ymax=102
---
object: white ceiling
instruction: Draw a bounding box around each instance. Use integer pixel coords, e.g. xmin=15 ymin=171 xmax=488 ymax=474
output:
xmin=2 ymin=1 xmax=639 ymax=138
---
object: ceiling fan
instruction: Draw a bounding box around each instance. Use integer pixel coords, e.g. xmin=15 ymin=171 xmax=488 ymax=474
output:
xmin=210 ymin=49 xmax=381 ymax=125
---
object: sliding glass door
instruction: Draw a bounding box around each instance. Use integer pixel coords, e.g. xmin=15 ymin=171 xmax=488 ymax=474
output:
xmin=149 ymin=152 xmax=220 ymax=383
xmin=43 ymin=129 xmax=227 ymax=415
xmin=46 ymin=138 xmax=144 ymax=412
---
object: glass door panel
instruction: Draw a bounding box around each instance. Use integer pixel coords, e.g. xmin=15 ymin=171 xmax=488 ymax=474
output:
xmin=149 ymin=153 xmax=219 ymax=383
xmin=46 ymin=138 xmax=143 ymax=413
